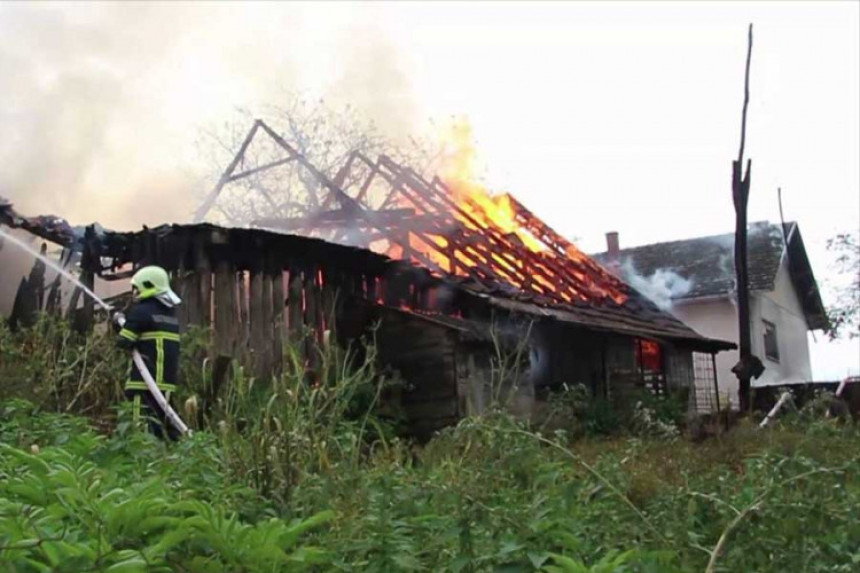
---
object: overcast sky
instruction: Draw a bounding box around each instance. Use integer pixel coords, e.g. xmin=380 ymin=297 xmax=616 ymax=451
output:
xmin=1 ymin=1 xmax=857 ymax=377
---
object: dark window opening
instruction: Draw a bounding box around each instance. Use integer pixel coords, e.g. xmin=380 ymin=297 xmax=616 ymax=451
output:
xmin=763 ymin=320 xmax=780 ymax=362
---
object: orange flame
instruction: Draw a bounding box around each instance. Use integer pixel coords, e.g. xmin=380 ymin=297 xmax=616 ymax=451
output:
xmin=372 ymin=117 xmax=627 ymax=307
xmin=437 ymin=121 xmax=546 ymax=253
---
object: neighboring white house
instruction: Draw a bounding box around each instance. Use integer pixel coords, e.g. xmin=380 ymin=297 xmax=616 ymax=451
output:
xmin=594 ymin=222 xmax=828 ymax=410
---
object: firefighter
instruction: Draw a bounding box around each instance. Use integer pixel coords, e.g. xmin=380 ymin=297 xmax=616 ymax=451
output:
xmin=112 ymin=265 xmax=182 ymax=441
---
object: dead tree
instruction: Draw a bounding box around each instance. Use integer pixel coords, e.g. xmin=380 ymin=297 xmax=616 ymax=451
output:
xmin=731 ymin=24 xmax=764 ymax=413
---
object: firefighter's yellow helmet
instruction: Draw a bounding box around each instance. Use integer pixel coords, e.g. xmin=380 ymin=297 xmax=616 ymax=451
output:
xmin=130 ymin=266 xmax=181 ymax=306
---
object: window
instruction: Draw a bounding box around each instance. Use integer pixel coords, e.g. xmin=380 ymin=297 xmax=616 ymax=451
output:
xmin=763 ymin=320 xmax=780 ymax=362
xmin=635 ymin=339 xmax=662 ymax=371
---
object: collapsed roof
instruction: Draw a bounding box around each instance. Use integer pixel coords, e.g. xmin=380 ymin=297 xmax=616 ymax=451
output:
xmin=2 ymin=119 xmax=736 ymax=352
xmin=190 ymin=120 xmax=734 ymax=352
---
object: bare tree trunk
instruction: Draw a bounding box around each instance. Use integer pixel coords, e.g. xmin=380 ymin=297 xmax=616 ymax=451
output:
xmin=731 ymin=24 xmax=763 ymax=413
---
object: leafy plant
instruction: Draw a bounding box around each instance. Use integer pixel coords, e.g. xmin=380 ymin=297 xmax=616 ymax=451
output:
xmin=1 ymin=316 xmax=858 ymax=572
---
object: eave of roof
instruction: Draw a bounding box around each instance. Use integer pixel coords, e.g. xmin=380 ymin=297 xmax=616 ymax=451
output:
xmin=783 ymin=224 xmax=829 ymax=330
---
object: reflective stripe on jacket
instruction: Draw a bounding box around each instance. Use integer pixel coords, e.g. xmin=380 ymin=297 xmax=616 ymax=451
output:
xmin=116 ymin=298 xmax=180 ymax=392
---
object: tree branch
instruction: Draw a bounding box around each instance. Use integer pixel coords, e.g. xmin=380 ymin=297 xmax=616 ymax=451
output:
xmin=738 ymin=23 xmax=753 ymax=165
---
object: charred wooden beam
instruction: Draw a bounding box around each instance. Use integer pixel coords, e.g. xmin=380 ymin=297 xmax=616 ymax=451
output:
xmin=195 ymin=120 xmax=261 ymax=222
xmin=228 ymin=157 xmax=296 ymax=183
xmin=318 ymin=151 xmax=359 ymax=211
xmin=505 ymin=192 xmax=626 ymax=298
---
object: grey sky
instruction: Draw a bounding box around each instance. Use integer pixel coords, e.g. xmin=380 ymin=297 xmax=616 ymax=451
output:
xmin=1 ymin=1 xmax=857 ymax=377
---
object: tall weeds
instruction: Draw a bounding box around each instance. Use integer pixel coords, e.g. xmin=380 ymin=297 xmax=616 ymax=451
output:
xmin=204 ymin=336 xmax=394 ymax=508
xmin=0 ymin=316 xmax=125 ymax=423
xmin=1 ymin=314 xmax=858 ymax=571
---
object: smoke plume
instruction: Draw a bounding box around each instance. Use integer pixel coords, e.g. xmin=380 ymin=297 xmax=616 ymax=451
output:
xmin=619 ymin=260 xmax=692 ymax=311
xmin=0 ymin=3 xmax=420 ymax=230
xmin=0 ymin=3 xmax=421 ymax=314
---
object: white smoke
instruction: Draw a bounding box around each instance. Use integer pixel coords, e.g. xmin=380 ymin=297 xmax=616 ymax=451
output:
xmin=619 ymin=260 xmax=692 ymax=311
xmin=0 ymin=3 xmax=421 ymax=230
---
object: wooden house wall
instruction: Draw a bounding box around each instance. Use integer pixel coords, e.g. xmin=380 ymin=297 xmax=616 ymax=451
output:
xmin=664 ymin=347 xmax=695 ymax=391
xmin=602 ymin=335 xmax=641 ymax=400
xmin=371 ymin=309 xmax=461 ymax=439
xmin=532 ymin=323 xmax=606 ymax=395
xmin=454 ymin=344 xmax=493 ymax=416
xmin=62 ymin=225 xmax=715 ymax=434
xmin=453 ymin=342 xmax=536 ymax=418
xmin=100 ymin=226 xmax=391 ymax=381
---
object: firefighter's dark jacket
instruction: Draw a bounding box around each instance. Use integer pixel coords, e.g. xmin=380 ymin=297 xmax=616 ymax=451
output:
xmin=116 ymin=298 xmax=180 ymax=392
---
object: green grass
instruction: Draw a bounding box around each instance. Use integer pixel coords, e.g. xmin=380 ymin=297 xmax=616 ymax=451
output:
xmin=1 ymin=317 xmax=859 ymax=572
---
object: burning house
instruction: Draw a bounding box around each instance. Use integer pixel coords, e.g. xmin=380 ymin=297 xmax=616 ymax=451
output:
xmin=1 ymin=120 xmax=734 ymax=436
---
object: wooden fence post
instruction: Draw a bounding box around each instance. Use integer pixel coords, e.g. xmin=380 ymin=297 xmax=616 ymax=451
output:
xmin=73 ymin=226 xmax=97 ymax=333
xmin=272 ymin=268 xmax=285 ymax=376
xmin=287 ymin=268 xmax=304 ymax=342
xmin=249 ymin=267 xmax=266 ymax=379
xmin=213 ymin=261 xmax=235 ymax=359
xmin=260 ymin=266 xmax=275 ymax=379
xmin=195 ymin=238 xmax=212 ymax=327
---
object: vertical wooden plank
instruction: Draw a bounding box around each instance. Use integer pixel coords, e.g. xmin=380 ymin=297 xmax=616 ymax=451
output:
xmin=327 ymin=269 xmax=345 ymax=336
xmin=261 ymin=269 xmax=274 ymax=378
xmin=249 ymin=268 xmax=265 ymax=378
xmin=183 ymin=267 xmax=201 ymax=328
xmin=320 ymin=268 xmax=335 ymax=333
xmin=600 ymin=336 xmax=609 ymax=399
xmin=303 ymin=267 xmax=321 ymax=377
xmin=236 ymin=271 xmax=249 ymax=352
xmin=31 ymin=243 xmax=47 ymax=312
xmin=74 ymin=226 xmax=97 ymax=333
xmin=9 ymin=278 xmax=31 ymax=331
xmin=411 ymin=283 xmax=420 ymax=310
xmin=213 ymin=261 xmax=235 ymax=358
xmin=287 ymin=268 xmax=304 ymax=341
xmin=711 ymin=352 xmax=723 ymax=417
xmin=195 ymin=238 xmax=212 ymax=327
xmin=365 ymin=273 xmax=376 ymax=302
xmin=44 ymin=248 xmax=68 ymax=317
xmin=303 ymin=269 xmax=318 ymax=334
xmin=176 ymin=269 xmax=190 ymax=331
xmin=175 ymin=235 xmax=195 ymax=330
xmin=272 ymin=269 xmax=285 ymax=375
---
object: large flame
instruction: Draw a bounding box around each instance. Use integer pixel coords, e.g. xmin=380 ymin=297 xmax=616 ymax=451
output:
xmin=377 ymin=118 xmax=627 ymax=306
xmin=437 ymin=122 xmax=545 ymax=253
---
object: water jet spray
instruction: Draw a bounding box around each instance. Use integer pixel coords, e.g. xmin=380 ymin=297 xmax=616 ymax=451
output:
xmin=0 ymin=226 xmax=191 ymax=436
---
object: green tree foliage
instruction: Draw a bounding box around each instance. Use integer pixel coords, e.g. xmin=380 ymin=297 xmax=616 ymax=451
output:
xmin=826 ymin=231 xmax=859 ymax=340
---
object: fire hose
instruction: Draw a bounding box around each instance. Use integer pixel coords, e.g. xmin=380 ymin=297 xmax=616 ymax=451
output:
xmin=0 ymin=222 xmax=190 ymax=437
xmin=132 ymin=349 xmax=191 ymax=436
xmin=116 ymin=314 xmax=191 ymax=437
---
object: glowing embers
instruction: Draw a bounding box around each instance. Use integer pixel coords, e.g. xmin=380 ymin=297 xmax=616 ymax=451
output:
xmin=357 ymin=121 xmax=630 ymax=308
xmin=636 ymin=339 xmax=663 ymax=372
xmin=375 ymin=178 xmax=630 ymax=307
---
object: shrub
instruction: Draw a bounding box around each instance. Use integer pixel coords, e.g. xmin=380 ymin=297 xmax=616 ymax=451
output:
xmin=1 ymin=316 xmax=858 ymax=572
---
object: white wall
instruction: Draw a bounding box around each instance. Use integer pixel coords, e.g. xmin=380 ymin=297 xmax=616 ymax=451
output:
xmin=671 ymin=298 xmax=740 ymax=408
xmin=751 ymin=257 xmax=813 ymax=386
xmin=670 ymin=255 xmax=814 ymax=406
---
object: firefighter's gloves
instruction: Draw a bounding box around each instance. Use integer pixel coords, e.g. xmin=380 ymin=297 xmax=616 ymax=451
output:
xmin=112 ymin=311 xmax=127 ymax=332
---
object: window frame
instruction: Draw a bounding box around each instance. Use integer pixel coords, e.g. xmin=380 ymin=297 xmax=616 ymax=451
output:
xmin=762 ymin=319 xmax=780 ymax=363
